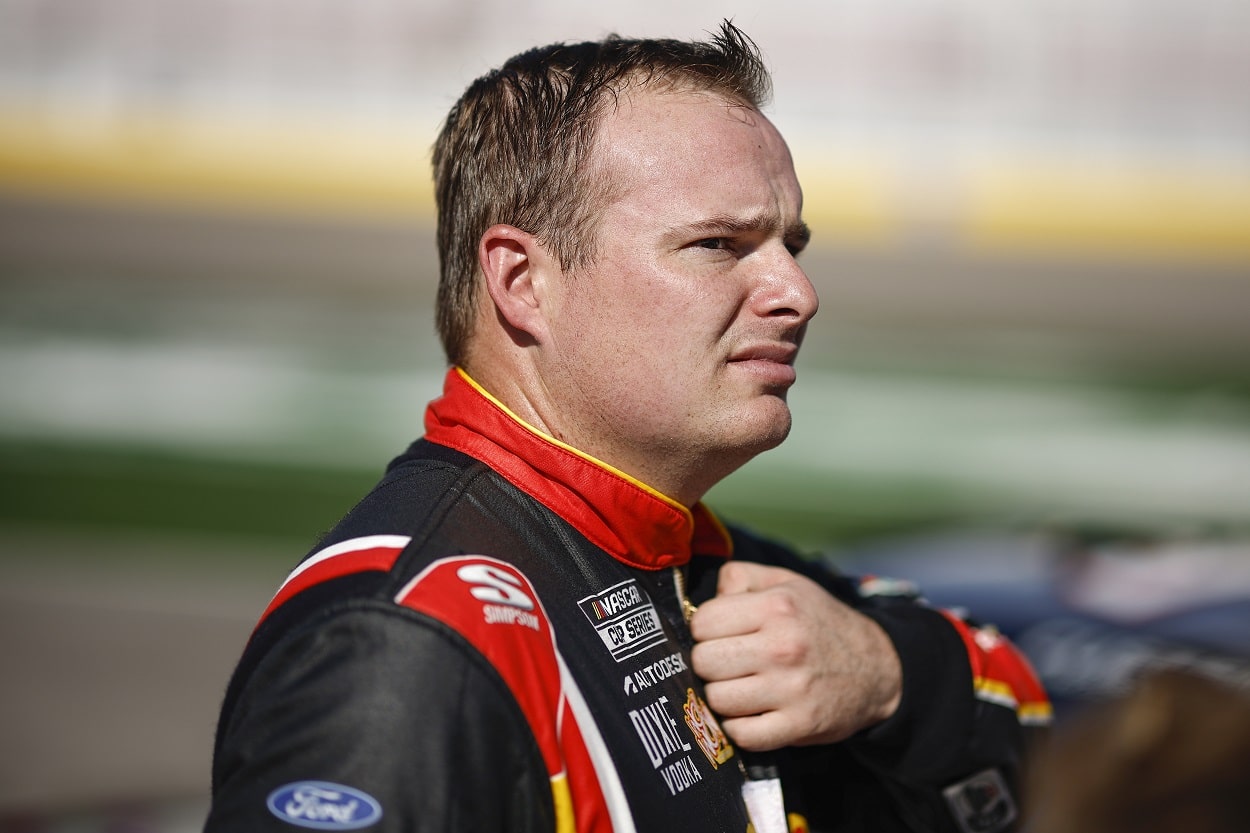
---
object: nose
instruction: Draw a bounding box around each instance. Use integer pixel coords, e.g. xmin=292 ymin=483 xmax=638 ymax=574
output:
xmin=753 ymin=246 xmax=819 ymax=326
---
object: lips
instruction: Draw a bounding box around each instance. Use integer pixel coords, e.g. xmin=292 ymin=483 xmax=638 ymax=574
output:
xmin=727 ymin=342 xmax=799 ymax=365
xmin=726 ymin=343 xmax=800 ymax=386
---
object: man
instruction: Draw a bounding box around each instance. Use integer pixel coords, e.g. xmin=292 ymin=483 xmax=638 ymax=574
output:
xmin=207 ymin=22 xmax=1049 ymax=833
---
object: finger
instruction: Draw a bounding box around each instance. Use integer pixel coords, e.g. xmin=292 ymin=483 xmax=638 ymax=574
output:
xmin=702 ymin=674 xmax=782 ymax=719
xmin=716 ymin=561 xmax=795 ymax=596
xmin=719 ymin=710 xmax=794 ymax=753
xmin=690 ymin=635 xmax=764 ymax=682
xmin=689 ymin=589 xmax=770 ymax=641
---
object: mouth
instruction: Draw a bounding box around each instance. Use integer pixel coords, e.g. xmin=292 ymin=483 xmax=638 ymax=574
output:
xmin=728 ymin=342 xmax=799 ymax=365
xmin=727 ymin=343 xmax=800 ymax=386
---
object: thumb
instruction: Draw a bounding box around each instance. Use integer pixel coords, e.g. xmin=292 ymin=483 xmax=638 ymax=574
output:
xmin=716 ymin=561 xmax=796 ymax=596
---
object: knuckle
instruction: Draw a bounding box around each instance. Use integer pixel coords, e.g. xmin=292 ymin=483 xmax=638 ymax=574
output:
xmin=772 ymin=639 xmax=806 ymax=667
xmin=718 ymin=561 xmax=748 ymax=589
xmin=764 ymin=587 xmax=799 ymax=617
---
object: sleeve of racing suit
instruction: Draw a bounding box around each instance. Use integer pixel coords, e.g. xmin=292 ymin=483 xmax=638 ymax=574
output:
xmin=724 ymin=529 xmax=1050 ymax=833
xmin=845 ymin=600 xmax=1047 ymax=831
xmin=206 ymin=603 xmax=555 ymax=833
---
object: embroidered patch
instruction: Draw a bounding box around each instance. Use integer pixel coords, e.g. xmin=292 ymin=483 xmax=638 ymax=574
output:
xmin=942 ymin=768 xmax=1017 ymax=833
xmin=577 ymin=579 xmax=667 ymax=661
xmin=682 ymin=687 xmax=734 ymax=769
xmin=266 ymin=781 xmax=383 ymax=830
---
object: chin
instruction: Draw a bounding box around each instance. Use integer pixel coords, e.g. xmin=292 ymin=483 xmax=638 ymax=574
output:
xmin=734 ymin=402 xmax=794 ymax=453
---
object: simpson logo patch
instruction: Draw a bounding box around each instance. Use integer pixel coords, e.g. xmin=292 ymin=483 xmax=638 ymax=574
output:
xmin=456 ymin=563 xmax=541 ymax=630
xmin=578 ymin=579 xmax=666 ymax=661
xmin=683 ymin=687 xmax=734 ymax=769
xmin=266 ymin=781 xmax=383 ymax=830
xmin=943 ymin=768 xmax=1017 ymax=833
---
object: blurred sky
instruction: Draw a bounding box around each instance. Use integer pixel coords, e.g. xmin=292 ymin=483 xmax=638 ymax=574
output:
xmin=2 ymin=0 xmax=1249 ymax=253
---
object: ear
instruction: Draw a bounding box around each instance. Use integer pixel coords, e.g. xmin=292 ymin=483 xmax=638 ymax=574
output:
xmin=479 ymin=224 xmax=556 ymax=344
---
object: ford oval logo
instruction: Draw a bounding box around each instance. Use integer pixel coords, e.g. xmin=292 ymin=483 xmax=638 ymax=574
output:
xmin=266 ymin=781 xmax=383 ymax=830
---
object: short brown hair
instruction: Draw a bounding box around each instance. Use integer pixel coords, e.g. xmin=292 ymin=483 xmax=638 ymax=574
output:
xmin=431 ymin=20 xmax=772 ymax=365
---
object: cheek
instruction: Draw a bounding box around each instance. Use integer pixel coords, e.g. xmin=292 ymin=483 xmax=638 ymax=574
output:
xmin=637 ymin=277 xmax=729 ymax=333
xmin=576 ymin=257 xmax=734 ymax=358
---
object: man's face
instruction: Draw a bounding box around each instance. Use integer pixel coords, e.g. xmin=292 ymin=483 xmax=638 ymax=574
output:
xmin=536 ymin=87 xmax=818 ymax=501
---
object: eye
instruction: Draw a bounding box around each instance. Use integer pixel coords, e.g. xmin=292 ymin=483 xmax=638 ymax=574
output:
xmin=695 ymin=237 xmax=730 ymax=251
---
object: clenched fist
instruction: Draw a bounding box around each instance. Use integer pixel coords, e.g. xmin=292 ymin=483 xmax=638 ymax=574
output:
xmin=689 ymin=561 xmax=902 ymax=751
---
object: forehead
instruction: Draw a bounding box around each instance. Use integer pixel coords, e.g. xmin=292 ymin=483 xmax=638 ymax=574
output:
xmin=590 ymin=87 xmax=801 ymax=214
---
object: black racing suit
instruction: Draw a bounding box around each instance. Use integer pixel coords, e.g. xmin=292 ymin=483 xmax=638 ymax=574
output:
xmin=207 ymin=368 xmax=1050 ymax=833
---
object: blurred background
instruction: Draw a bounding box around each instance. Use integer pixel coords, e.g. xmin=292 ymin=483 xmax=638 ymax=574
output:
xmin=1 ymin=0 xmax=1248 ymax=829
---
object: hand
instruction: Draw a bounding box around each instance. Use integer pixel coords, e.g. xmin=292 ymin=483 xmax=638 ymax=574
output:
xmin=689 ymin=561 xmax=902 ymax=751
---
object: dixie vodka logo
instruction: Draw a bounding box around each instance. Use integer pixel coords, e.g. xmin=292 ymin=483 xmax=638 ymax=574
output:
xmin=629 ymin=695 xmax=705 ymax=796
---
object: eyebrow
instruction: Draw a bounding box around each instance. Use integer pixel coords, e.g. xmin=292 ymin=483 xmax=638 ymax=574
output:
xmin=683 ymin=213 xmax=812 ymax=248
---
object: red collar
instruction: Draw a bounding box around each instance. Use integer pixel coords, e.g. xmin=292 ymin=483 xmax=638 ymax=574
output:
xmin=423 ymin=367 xmax=733 ymax=570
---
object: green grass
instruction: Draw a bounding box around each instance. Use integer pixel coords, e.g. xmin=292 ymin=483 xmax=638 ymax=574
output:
xmin=0 ymin=440 xmax=380 ymax=550
xmin=0 ymin=438 xmax=986 ymax=558
xmin=5 ymin=432 xmax=1232 ymax=565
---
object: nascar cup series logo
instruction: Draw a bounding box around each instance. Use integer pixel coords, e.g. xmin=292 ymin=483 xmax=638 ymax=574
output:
xmin=578 ymin=579 xmax=666 ymax=662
